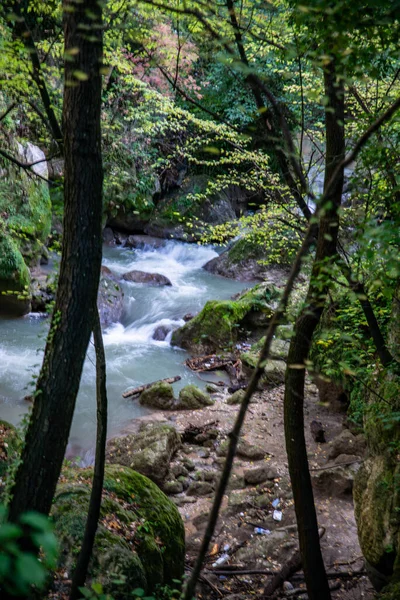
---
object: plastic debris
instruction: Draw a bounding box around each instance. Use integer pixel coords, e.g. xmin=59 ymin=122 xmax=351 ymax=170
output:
xmin=273 ymin=510 xmax=283 ymax=522
xmin=212 ymin=553 xmax=229 ymax=568
xmin=254 ymin=527 xmax=271 ymax=535
xmin=223 ymin=543 xmax=230 ymax=552
xmin=272 ymin=498 xmax=281 ymax=508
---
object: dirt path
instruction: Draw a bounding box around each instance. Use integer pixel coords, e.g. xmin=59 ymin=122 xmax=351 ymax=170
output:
xmin=153 ymin=381 xmax=376 ymax=599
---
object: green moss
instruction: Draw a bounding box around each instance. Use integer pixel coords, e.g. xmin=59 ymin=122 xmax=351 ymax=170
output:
xmin=227 ymin=236 xmax=264 ymax=264
xmin=378 ymin=582 xmax=400 ymax=599
xmin=0 ymin=229 xmax=31 ymax=315
xmin=172 ymin=283 xmax=277 ymax=354
xmin=52 ymin=465 xmax=185 ymax=595
xmin=140 ymin=382 xmax=175 ymax=409
xmin=177 ymin=385 xmax=213 ymax=409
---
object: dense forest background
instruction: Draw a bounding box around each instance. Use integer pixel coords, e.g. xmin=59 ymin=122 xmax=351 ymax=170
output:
xmin=0 ymin=1 xmax=399 ymax=599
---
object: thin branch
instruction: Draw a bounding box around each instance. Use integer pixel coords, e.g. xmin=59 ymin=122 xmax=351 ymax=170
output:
xmin=0 ymin=103 xmax=17 ymax=123
xmin=0 ymin=148 xmax=53 ymax=184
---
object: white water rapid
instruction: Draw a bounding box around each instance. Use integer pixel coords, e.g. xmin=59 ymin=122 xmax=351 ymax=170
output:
xmin=0 ymin=240 xmax=251 ymax=463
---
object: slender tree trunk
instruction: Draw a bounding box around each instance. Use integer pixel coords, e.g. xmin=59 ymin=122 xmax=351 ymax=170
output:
xmin=7 ymin=0 xmax=103 ymax=522
xmin=70 ymin=309 xmax=108 ymax=600
xmin=283 ymin=61 xmax=345 ymax=600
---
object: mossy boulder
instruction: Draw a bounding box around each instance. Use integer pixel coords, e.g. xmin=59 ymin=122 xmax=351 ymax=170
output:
xmin=203 ymin=236 xmax=289 ymax=283
xmin=176 ymin=385 xmax=213 ymax=409
xmin=354 ymin=455 xmax=400 ymax=591
xmin=52 ymin=464 xmax=185 ymax=597
xmin=171 ymin=283 xmax=277 ymax=355
xmin=227 ymin=389 xmax=246 ymax=405
xmin=378 ymin=582 xmax=400 ymax=599
xmin=0 ymin=230 xmax=31 ymax=315
xmin=139 ymin=381 xmax=176 ymax=410
xmin=106 ymin=423 xmax=181 ymax=486
xmin=0 ymin=420 xmax=21 ymax=480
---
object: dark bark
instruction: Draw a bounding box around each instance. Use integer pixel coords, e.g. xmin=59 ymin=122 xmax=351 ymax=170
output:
xmin=283 ymin=62 xmax=345 ymax=600
xmin=69 ymin=309 xmax=108 ymax=600
xmin=7 ymin=0 xmax=103 ymax=522
xmin=3 ymin=1 xmax=63 ymax=149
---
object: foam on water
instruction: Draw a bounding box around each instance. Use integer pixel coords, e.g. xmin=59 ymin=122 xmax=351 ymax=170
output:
xmin=0 ymin=239 xmax=252 ymax=457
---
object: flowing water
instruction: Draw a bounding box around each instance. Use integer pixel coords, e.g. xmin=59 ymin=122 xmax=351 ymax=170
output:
xmin=0 ymin=240 xmax=251 ymax=462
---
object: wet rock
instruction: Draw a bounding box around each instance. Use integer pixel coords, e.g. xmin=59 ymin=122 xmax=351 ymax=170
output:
xmin=139 ymin=382 xmax=175 ymax=410
xmin=152 ymin=325 xmax=171 ymax=341
xmin=182 ymin=457 xmax=195 ymax=471
xmin=310 ymin=420 xmax=326 ymax=443
xmin=163 ymin=479 xmax=184 ymax=495
xmin=227 ymin=389 xmax=246 ymax=405
xmin=97 ymin=266 xmax=124 ymax=327
xmin=172 ymin=495 xmax=197 ymax=506
xmin=217 ymin=439 xmax=265 ymax=461
xmin=198 ymin=449 xmax=210 ymax=459
xmin=114 ymin=231 xmax=128 ymax=246
xmin=176 ymin=385 xmax=214 ymax=410
xmin=328 ymin=430 xmax=366 ymax=460
xmin=122 ymin=270 xmax=172 ymax=287
xmin=171 ymin=463 xmax=189 ymax=478
xmin=30 ymin=283 xmax=54 ymax=313
xmin=187 ymin=481 xmax=214 ymax=497
xmin=183 ymin=313 xmax=195 ymax=322
xmin=102 ymin=227 xmax=115 ymax=246
xmin=106 ymin=423 xmax=181 ymax=486
xmin=177 ymin=476 xmax=190 ymax=491
xmin=195 ymin=469 xmax=218 ymax=483
xmin=244 ymin=465 xmax=278 ymax=485
xmin=334 ymin=453 xmax=362 ymax=465
xmin=123 ymin=235 xmax=166 ymax=249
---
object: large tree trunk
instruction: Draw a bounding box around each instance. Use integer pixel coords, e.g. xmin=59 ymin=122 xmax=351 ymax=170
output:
xmin=282 ymin=61 xmax=345 ymax=600
xmin=7 ymin=0 xmax=103 ymax=522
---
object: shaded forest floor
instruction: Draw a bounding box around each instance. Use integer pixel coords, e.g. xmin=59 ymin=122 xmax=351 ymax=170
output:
xmin=136 ymin=381 xmax=375 ymax=599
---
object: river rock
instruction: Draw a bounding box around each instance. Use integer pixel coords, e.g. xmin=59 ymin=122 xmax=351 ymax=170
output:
xmin=176 ymin=385 xmax=214 ymax=410
xmin=217 ymin=439 xmax=265 ymax=461
xmin=171 ymin=283 xmax=276 ymax=355
xmin=106 ymin=423 xmax=181 ymax=486
xmin=102 ymin=227 xmax=116 ymax=246
xmin=163 ymin=479 xmax=184 ymax=495
xmin=52 ymin=464 xmax=185 ymax=596
xmin=152 ymin=325 xmax=171 ymax=341
xmin=328 ymin=430 xmax=366 ymax=460
xmin=203 ymin=237 xmax=289 ymax=283
xmin=312 ymin=462 xmax=360 ymax=496
xmin=227 ymin=389 xmax=246 ymax=405
xmin=187 ymin=481 xmax=214 ymax=497
xmin=244 ymin=465 xmax=278 ymax=485
xmin=139 ymin=381 xmax=175 ymax=409
xmin=123 ymin=234 xmax=166 ymax=249
xmin=97 ymin=266 xmax=124 ymax=327
xmin=122 ymin=270 xmax=172 ymax=286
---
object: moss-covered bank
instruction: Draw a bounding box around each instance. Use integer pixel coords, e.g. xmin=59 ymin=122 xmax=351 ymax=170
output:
xmin=52 ymin=464 xmax=185 ymax=597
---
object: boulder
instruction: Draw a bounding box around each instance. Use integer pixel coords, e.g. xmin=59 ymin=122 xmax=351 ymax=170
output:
xmin=227 ymin=389 xmax=246 ymax=405
xmin=106 ymin=423 xmax=181 ymax=486
xmin=312 ymin=462 xmax=361 ymax=496
xmin=17 ymin=142 xmax=48 ymax=178
xmin=171 ymin=283 xmax=277 ymax=355
xmin=139 ymin=382 xmax=175 ymax=410
xmin=313 ymin=375 xmax=349 ymax=412
xmin=122 ymin=270 xmax=172 ymax=286
xmin=217 ymin=438 xmax=265 ymax=461
xmin=106 ymin=206 xmax=152 ymax=234
xmin=102 ymin=227 xmax=116 ymax=246
xmin=123 ymin=235 xmax=166 ymax=249
xmin=97 ymin=266 xmax=124 ymax=327
xmin=328 ymin=430 xmax=366 ymax=460
xmin=52 ymin=465 xmax=185 ymax=597
xmin=354 ymin=456 xmax=400 ymax=591
xmin=203 ymin=237 xmax=289 ymax=283
xmin=244 ymin=465 xmax=278 ymax=485
xmin=187 ymin=481 xmax=214 ymax=497
xmin=176 ymin=385 xmax=214 ymax=410
xmin=152 ymin=325 xmax=171 ymax=341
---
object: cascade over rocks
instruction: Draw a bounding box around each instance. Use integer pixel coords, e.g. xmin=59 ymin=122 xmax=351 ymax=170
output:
xmin=51 ymin=465 xmax=185 ymax=597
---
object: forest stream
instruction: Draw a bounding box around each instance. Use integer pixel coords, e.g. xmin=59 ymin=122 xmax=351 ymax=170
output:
xmin=0 ymin=240 xmax=251 ymax=463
